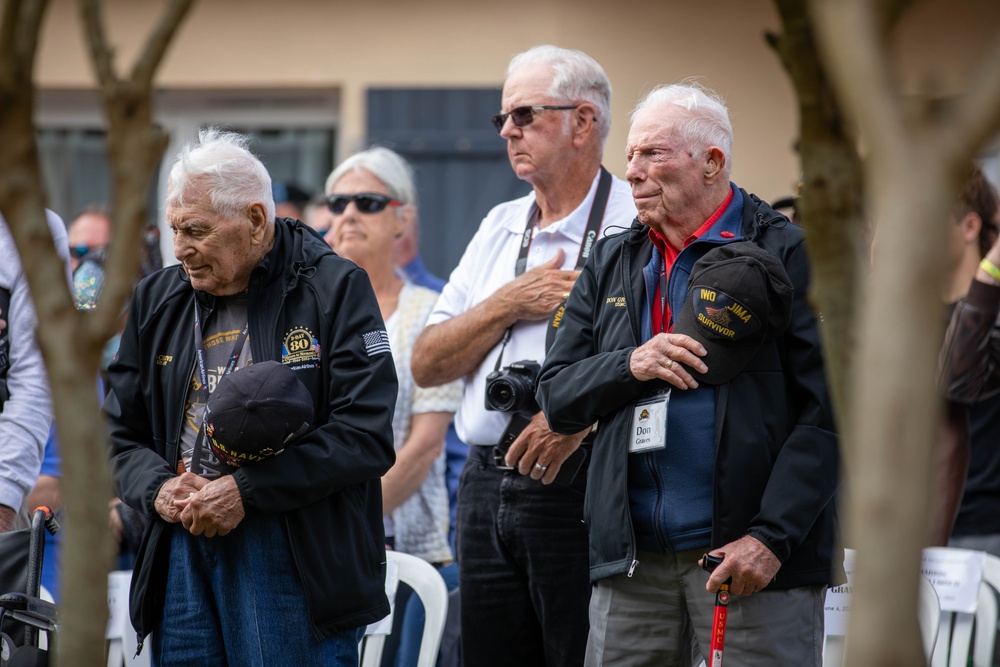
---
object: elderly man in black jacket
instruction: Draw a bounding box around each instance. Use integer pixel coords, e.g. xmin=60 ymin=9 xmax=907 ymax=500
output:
xmin=537 ymin=83 xmax=841 ymax=666
xmin=107 ymin=129 xmax=396 ymax=666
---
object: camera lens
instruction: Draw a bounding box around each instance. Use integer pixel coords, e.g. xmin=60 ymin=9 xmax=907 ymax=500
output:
xmin=486 ymin=379 xmax=517 ymax=412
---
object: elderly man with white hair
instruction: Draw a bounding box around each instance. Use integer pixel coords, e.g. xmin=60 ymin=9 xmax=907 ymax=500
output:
xmin=413 ymin=45 xmax=636 ymax=666
xmin=537 ymin=83 xmax=842 ymax=666
xmin=106 ymin=128 xmax=397 ymax=666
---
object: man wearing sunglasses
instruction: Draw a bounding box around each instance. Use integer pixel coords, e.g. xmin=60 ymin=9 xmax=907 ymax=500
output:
xmin=413 ymin=45 xmax=636 ymax=667
xmin=67 ymin=206 xmax=112 ymax=273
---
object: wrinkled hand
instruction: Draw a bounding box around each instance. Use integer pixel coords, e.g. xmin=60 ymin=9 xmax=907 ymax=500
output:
xmin=629 ymin=333 xmax=707 ymax=389
xmin=0 ymin=505 xmax=15 ymax=533
xmin=175 ymin=475 xmax=245 ymax=538
xmin=494 ymin=249 xmax=580 ymax=321
xmin=154 ymin=473 xmax=208 ymax=523
xmin=700 ymin=535 xmax=781 ymax=596
xmin=504 ymin=412 xmax=589 ymax=485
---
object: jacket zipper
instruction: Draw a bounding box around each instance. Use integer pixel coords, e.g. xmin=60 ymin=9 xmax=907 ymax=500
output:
xmin=621 ymin=235 xmax=643 ymax=577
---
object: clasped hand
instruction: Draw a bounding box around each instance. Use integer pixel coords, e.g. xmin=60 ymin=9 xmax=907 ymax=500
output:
xmin=155 ymin=472 xmax=245 ymax=537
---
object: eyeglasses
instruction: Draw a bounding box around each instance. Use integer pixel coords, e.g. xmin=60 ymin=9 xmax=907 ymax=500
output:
xmin=490 ymin=105 xmax=580 ymax=134
xmin=326 ymin=193 xmax=403 ymax=215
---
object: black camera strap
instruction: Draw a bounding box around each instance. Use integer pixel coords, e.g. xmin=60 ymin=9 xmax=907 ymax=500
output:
xmin=514 ymin=166 xmax=612 ymax=278
xmin=498 ymin=166 xmax=613 ymax=367
xmin=545 ymin=166 xmax=613 ymax=350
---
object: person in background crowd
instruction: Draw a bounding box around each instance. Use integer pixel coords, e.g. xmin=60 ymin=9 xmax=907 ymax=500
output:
xmin=67 ymin=206 xmax=111 ymax=274
xmin=393 ymin=212 xmax=446 ymax=293
xmin=939 ymin=165 xmax=1000 ymax=555
xmin=388 ymin=194 xmax=468 ymax=555
xmin=412 ymin=45 xmax=636 ymax=667
xmin=272 ymin=181 xmax=312 ymax=221
xmin=304 ymin=192 xmax=334 ymax=237
xmin=0 ymin=211 xmax=69 ymax=533
xmin=326 ymin=145 xmax=462 ymax=666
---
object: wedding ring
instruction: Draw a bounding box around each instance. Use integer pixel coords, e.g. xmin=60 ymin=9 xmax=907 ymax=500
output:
xmin=562 ymin=291 xmax=570 ymax=300
xmin=665 ymin=358 xmax=674 ymax=369
xmin=534 ymin=462 xmax=548 ymax=472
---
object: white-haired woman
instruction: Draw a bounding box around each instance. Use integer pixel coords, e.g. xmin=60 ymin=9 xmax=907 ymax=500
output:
xmin=325 ymin=146 xmax=460 ymax=662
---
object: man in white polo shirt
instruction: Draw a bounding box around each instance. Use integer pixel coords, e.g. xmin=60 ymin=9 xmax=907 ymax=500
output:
xmin=412 ymin=45 xmax=636 ymax=667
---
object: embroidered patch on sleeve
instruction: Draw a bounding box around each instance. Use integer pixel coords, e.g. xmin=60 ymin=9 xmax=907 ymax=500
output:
xmin=362 ymin=329 xmax=391 ymax=357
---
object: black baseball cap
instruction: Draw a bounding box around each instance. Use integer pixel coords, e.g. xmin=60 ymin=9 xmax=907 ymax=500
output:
xmin=204 ymin=361 xmax=314 ymax=467
xmin=673 ymin=242 xmax=794 ymax=384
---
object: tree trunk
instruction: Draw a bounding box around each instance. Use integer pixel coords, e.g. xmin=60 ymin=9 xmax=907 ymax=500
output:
xmin=1 ymin=1 xmax=194 ymax=663
xmin=805 ymin=0 xmax=1000 ymax=663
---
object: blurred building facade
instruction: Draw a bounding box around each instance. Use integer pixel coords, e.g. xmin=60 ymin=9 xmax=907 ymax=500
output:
xmin=32 ymin=0 xmax=1000 ymax=277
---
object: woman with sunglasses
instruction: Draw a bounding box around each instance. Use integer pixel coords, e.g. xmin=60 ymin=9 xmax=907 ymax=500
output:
xmin=324 ymin=146 xmax=461 ymax=665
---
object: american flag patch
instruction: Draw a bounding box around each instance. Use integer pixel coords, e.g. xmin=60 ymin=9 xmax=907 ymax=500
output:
xmin=362 ymin=329 xmax=391 ymax=357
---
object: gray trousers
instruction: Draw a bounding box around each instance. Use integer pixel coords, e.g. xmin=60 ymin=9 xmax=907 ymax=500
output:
xmin=585 ymin=549 xmax=826 ymax=667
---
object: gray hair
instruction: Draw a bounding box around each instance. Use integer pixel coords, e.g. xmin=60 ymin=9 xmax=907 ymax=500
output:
xmin=507 ymin=45 xmax=613 ymax=142
xmin=631 ymin=83 xmax=733 ymax=170
xmin=166 ymin=128 xmax=275 ymax=221
xmin=325 ymin=146 xmax=417 ymax=206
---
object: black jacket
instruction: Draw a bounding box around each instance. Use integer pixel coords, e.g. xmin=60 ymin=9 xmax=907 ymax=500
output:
xmin=106 ymin=218 xmax=397 ymax=641
xmin=537 ymin=190 xmax=842 ymax=588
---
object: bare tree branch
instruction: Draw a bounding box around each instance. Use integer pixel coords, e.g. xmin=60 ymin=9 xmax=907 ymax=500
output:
xmin=809 ymin=0 xmax=906 ymax=162
xmin=131 ymin=0 xmax=195 ymax=86
xmin=0 ymin=1 xmax=22 ymax=69
xmin=15 ymin=0 xmax=47 ymax=80
xmin=769 ymin=0 xmax=868 ymax=429
xmin=949 ymin=33 xmax=1000 ymax=160
xmin=875 ymin=0 xmax=917 ymax=33
xmin=78 ymin=0 xmax=116 ymax=86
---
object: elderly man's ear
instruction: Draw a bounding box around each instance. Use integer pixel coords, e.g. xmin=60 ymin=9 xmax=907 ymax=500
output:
xmin=248 ymin=202 xmax=270 ymax=244
xmin=571 ymin=103 xmax=599 ymax=145
xmin=705 ymin=147 xmax=726 ymax=182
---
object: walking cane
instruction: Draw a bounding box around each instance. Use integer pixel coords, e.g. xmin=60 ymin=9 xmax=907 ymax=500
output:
xmin=701 ymin=553 xmax=730 ymax=667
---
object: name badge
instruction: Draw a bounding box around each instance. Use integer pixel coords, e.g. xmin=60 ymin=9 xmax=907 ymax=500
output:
xmin=630 ymin=390 xmax=669 ymax=453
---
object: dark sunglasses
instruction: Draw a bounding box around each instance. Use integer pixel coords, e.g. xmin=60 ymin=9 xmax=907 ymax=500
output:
xmin=490 ymin=105 xmax=579 ymax=134
xmin=326 ymin=193 xmax=403 ymax=215
xmin=70 ymin=245 xmax=104 ymax=259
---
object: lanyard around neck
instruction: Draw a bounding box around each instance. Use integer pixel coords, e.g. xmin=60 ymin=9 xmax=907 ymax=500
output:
xmin=498 ymin=166 xmax=614 ymax=369
xmin=513 ymin=166 xmax=612 ymax=278
xmin=192 ymin=299 xmax=249 ymax=401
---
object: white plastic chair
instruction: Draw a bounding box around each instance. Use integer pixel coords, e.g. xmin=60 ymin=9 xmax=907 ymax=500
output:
xmin=931 ymin=553 xmax=1000 ymax=667
xmin=823 ymin=549 xmax=941 ymax=666
xmin=360 ymin=551 xmax=448 ymax=667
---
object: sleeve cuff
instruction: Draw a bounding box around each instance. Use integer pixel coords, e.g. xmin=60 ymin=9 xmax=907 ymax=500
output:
xmin=964 ymin=278 xmax=1000 ymax=313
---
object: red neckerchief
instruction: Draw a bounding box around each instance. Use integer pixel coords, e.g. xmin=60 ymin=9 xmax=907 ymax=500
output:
xmin=649 ymin=189 xmax=734 ymax=332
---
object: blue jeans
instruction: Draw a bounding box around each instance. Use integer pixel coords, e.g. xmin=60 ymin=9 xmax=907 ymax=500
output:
xmin=152 ymin=516 xmax=364 ymax=666
xmin=455 ymin=447 xmax=591 ymax=667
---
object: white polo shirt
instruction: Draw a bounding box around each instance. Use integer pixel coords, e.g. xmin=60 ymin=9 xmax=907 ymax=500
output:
xmin=426 ymin=169 xmax=637 ymax=446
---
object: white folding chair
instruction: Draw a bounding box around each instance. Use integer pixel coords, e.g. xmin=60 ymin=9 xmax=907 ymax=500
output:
xmin=360 ymin=551 xmax=448 ymax=667
xmin=971 ymin=554 xmax=1000 ymax=666
xmin=930 ymin=552 xmax=1000 ymax=667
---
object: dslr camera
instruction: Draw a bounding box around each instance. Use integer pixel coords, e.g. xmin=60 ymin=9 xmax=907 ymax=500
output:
xmin=484 ymin=360 xmax=541 ymax=414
